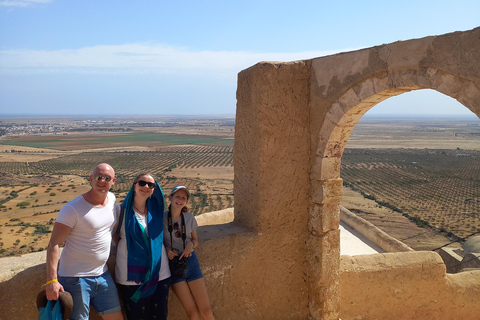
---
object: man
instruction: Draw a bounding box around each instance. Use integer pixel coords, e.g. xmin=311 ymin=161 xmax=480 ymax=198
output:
xmin=46 ymin=163 xmax=123 ymax=320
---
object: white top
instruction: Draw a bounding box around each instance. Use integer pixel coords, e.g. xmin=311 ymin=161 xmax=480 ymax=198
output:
xmin=114 ymin=205 xmax=171 ymax=285
xmin=56 ymin=192 xmax=116 ymax=277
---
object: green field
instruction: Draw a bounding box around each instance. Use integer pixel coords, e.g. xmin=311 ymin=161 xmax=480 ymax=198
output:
xmin=0 ymin=132 xmax=234 ymax=149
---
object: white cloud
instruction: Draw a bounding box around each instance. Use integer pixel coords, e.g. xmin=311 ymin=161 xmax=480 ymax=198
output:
xmin=0 ymin=0 xmax=51 ymax=7
xmin=0 ymin=44 xmax=343 ymax=76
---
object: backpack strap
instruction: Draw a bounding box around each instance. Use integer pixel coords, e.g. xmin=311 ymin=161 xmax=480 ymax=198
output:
xmin=113 ymin=206 xmax=125 ymax=245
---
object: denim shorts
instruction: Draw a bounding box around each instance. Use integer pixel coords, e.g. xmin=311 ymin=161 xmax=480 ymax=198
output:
xmin=171 ymin=251 xmax=204 ymax=284
xmin=59 ymin=270 xmax=121 ymax=320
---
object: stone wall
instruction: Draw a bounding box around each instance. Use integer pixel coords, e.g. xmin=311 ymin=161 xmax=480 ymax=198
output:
xmin=340 ymin=206 xmax=413 ymax=253
xmin=2 ymin=210 xmax=480 ymax=319
xmin=340 ymin=252 xmax=480 ymax=320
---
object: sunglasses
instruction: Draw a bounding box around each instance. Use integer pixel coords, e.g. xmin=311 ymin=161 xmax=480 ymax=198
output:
xmin=173 ymin=222 xmax=181 ymax=238
xmin=136 ymin=180 xmax=155 ymax=189
xmin=92 ymin=174 xmax=113 ymax=182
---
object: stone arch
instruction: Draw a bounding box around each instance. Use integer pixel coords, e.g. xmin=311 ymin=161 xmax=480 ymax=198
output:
xmin=308 ymin=29 xmax=480 ymax=319
xmin=235 ymin=27 xmax=480 ymax=320
xmin=315 ymin=69 xmax=480 ymax=176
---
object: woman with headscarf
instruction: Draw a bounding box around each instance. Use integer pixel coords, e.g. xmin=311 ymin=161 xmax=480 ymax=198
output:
xmin=114 ymin=173 xmax=171 ymax=320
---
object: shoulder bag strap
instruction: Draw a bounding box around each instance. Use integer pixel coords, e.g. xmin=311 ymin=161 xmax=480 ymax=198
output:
xmin=113 ymin=206 xmax=125 ymax=244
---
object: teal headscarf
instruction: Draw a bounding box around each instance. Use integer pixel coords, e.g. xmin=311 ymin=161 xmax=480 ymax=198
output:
xmin=122 ymin=180 xmax=164 ymax=302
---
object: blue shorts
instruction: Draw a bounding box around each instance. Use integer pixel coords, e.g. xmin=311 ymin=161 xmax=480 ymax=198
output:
xmin=171 ymin=251 xmax=204 ymax=284
xmin=59 ymin=270 xmax=121 ymax=320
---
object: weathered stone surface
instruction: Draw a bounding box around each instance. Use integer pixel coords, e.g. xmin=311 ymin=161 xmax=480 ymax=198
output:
xmin=340 ymin=206 xmax=413 ymax=253
xmin=340 ymin=252 xmax=480 ymax=320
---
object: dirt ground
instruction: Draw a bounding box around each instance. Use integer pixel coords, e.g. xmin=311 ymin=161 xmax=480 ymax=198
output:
xmin=168 ymin=166 xmax=234 ymax=195
xmin=0 ymin=145 xmax=69 ymax=162
xmin=341 ymin=187 xmax=460 ymax=251
xmin=170 ymin=166 xmax=233 ymax=180
xmin=0 ymin=175 xmax=91 ymax=255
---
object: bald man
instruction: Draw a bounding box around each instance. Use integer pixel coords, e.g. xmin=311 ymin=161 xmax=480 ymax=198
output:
xmin=46 ymin=163 xmax=123 ymax=320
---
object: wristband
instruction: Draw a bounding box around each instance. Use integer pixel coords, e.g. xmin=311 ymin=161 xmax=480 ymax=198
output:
xmin=46 ymin=279 xmax=58 ymax=285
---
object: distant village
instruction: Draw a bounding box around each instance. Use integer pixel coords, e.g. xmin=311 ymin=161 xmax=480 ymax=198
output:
xmin=0 ymin=116 xmax=235 ymax=138
xmin=0 ymin=119 xmax=153 ymax=137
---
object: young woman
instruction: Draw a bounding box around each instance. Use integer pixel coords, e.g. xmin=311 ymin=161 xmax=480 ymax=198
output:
xmin=114 ymin=173 xmax=172 ymax=320
xmin=164 ymin=185 xmax=215 ymax=320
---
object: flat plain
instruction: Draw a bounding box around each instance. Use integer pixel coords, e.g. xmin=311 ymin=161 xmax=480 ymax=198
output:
xmin=0 ymin=114 xmax=478 ymax=256
xmin=343 ymin=115 xmax=480 ymax=250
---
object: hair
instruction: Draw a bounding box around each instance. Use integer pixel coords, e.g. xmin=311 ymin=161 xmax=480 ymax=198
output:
xmin=168 ymin=188 xmax=189 ymax=213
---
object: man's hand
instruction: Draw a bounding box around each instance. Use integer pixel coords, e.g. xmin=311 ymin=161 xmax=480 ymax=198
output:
xmin=46 ymin=281 xmax=65 ymax=301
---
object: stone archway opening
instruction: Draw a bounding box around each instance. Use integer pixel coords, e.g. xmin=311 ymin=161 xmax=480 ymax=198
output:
xmin=311 ymin=78 xmax=480 ymax=319
xmin=365 ymin=88 xmax=478 ymax=116
xmin=339 ymin=88 xmax=480 ymax=258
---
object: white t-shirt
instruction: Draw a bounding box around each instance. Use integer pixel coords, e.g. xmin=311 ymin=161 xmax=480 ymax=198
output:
xmin=56 ymin=192 xmax=116 ymax=277
xmin=114 ymin=205 xmax=171 ymax=285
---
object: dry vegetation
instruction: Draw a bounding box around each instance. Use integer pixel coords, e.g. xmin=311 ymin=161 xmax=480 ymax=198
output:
xmin=0 ymin=115 xmax=478 ymax=255
xmin=341 ymin=116 xmax=480 ymax=249
xmin=342 ymin=148 xmax=480 ymax=237
xmin=0 ymin=146 xmax=235 ymax=257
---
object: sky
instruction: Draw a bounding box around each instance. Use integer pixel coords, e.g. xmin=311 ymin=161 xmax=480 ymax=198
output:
xmin=0 ymin=0 xmax=479 ymax=117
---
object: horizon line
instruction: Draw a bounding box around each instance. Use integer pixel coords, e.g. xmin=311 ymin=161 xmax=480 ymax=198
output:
xmin=0 ymin=113 xmax=478 ymax=119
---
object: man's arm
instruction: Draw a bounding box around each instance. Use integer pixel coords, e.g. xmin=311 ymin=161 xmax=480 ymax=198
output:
xmin=46 ymin=222 xmax=72 ymax=300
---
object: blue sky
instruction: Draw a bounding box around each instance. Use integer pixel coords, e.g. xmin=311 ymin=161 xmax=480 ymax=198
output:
xmin=0 ymin=0 xmax=479 ymax=116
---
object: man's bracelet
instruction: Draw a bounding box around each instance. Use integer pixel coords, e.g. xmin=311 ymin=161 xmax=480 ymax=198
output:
xmin=46 ymin=279 xmax=58 ymax=285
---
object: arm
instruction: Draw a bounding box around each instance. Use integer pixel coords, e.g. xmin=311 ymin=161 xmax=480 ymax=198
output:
xmin=46 ymin=222 xmax=72 ymax=300
xmin=179 ymin=229 xmax=198 ymax=259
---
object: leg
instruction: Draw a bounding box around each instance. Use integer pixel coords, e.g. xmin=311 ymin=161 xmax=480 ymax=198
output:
xmin=151 ymin=277 xmax=172 ymax=320
xmin=172 ymin=281 xmax=201 ymax=320
xmin=187 ymin=278 xmax=215 ymax=320
xmin=101 ymin=311 xmax=124 ymax=320
xmin=119 ymin=284 xmax=148 ymax=320
xmin=59 ymin=276 xmax=91 ymax=320
xmin=91 ymin=272 xmax=123 ymax=319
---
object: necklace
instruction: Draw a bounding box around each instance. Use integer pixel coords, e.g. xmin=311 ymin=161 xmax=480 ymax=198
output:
xmin=133 ymin=204 xmax=146 ymax=215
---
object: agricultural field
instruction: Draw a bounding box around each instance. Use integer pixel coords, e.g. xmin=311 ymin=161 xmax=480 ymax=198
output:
xmin=0 ymin=132 xmax=233 ymax=151
xmin=341 ymin=148 xmax=480 ymax=242
xmin=0 ymin=116 xmax=235 ymax=257
xmin=0 ymin=145 xmax=234 ymax=257
xmin=0 ymin=114 xmax=479 ymax=256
